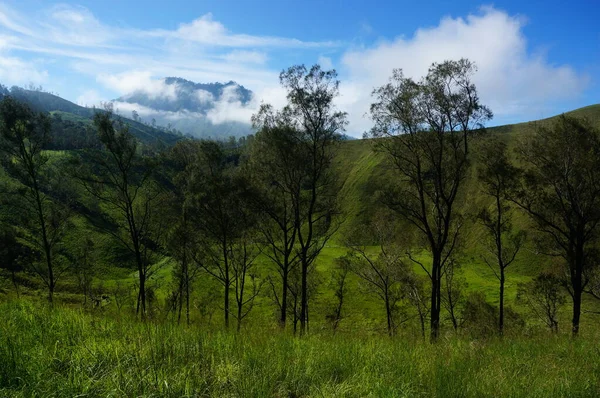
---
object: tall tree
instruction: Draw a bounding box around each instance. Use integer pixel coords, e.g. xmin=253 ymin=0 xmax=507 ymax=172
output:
xmin=247 ymin=120 xmax=303 ymax=328
xmin=78 ymin=109 xmax=164 ymax=318
xmin=0 ymin=97 xmax=71 ymax=303
xmin=254 ymin=64 xmax=347 ymax=334
xmin=510 ymin=115 xmax=600 ymax=336
xmin=187 ymin=140 xmax=253 ymax=328
xmin=165 ymin=140 xmax=203 ymax=325
xmin=477 ymin=138 xmax=525 ymax=334
xmin=369 ymin=59 xmax=492 ymax=340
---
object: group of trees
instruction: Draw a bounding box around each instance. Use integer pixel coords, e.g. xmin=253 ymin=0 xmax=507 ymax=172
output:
xmin=1 ymin=59 xmax=599 ymax=340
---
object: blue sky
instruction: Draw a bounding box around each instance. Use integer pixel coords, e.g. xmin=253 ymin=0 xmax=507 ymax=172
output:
xmin=0 ymin=0 xmax=598 ymax=135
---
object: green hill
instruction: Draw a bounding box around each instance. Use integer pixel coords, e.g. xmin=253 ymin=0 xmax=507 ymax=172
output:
xmin=334 ymin=104 xmax=600 ymax=241
xmin=2 ymin=86 xmax=182 ymax=146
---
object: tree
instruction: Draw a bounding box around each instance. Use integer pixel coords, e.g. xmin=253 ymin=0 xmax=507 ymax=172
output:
xmin=346 ymin=213 xmax=407 ymax=336
xmin=518 ymin=273 xmax=566 ymax=332
xmin=327 ymin=256 xmax=351 ymax=332
xmin=78 ymin=109 xmax=164 ymax=318
xmin=231 ymin=235 xmax=262 ymax=331
xmin=187 ymin=140 xmax=254 ymax=328
xmin=510 ymin=115 xmax=600 ymax=336
xmin=404 ymin=270 xmax=431 ymax=339
xmin=71 ymin=237 xmax=96 ymax=305
xmin=369 ymin=59 xmax=492 ymax=340
xmin=0 ymin=97 xmax=71 ymax=303
xmin=165 ymin=140 xmax=203 ymax=325
xmin=253 ymin=64 xmax=347 ymax=334
xmin=477 ymin=138 xmax=525 ymax=334
xmin=247 ymin=121 xmax=303 ymax=328
xmin=440 ymin=258 xmax=467 ymax=332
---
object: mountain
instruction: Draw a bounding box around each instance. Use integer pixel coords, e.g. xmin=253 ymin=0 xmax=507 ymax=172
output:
xmin=0 ymin=85 xmax=182 ymax=147
xmin=114 ymin=77 xmax=255 ymax=139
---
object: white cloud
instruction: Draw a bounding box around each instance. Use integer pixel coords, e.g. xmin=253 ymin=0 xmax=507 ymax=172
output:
xmin=76 ymin=89 xmax=103 ymax=107
xmin=167 ymin=13 xmax=338 ymax=48
xmin=339 ymin=7 xmax=589 ymax=134
xmin=195 ymin=89 xmax=214 ymax=104
xmin=0 ymin=4 xmax=591 ymax=136
xmin=44 ymin=4 xmax=114 ymax=46
xmin=206 ymin=84 xmax=255 ymax=124
xmin=0 ymin=54 xmax=47 ymax=86
xmin=222 ymin=50 xmax=267 ymax=65
xmin=97 ymin=70 xmax=178 ymax=100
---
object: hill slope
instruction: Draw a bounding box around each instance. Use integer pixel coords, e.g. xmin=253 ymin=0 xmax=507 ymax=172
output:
xmin=2 ymin=86 xmax=182 ymax=146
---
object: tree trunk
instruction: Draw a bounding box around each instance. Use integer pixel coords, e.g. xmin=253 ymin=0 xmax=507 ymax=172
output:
xmin=499 ymin=270 xmax=505 ymax=335
xmin=11 ymin=270 xmax=20 ymax=298
xmin=572 ymin=273 xmax=582 ymax=336
xmin=138 ymin=270 xmax=146 ymax=317
xmin=385 ymin=289 xmax=393 ymax=337
xmin=237 ymin=302 xmax=243 ymax=332
xmin=430 ymin=253 xmax=441 ymax=342
xmin=281 ymin=267 xmax=288 ymax=327
xmin=300 ymin=258 xmax=308 ymax=334
xmin=572 ymin=240 xmax=584 ymax=337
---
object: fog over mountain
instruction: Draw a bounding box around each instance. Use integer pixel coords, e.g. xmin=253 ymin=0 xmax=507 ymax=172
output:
xmin=113 ymin=77 xmax=256 ymax=139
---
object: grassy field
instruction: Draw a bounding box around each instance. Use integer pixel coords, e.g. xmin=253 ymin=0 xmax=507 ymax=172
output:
xmin=1 ymin=300 xmax=600 ymax=398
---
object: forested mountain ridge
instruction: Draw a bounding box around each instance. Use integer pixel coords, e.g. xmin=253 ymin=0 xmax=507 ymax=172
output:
xmin=115 ymin=77 xmax=255 ymax=139
xmin=116 ymin=78 xmax=253 ymax=113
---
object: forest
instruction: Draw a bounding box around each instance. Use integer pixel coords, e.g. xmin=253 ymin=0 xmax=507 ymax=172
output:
xmin=2 ymin=59 xmax=600 ymax=397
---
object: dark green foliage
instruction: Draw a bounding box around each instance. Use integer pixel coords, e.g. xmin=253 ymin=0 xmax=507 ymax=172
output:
xmin=369 ymin=59 xmax=493 ymax=340
xmin=511 ymin=115 xmax=600 ymax=335
xmin=0 ymin=97 xmax=72 ymax=302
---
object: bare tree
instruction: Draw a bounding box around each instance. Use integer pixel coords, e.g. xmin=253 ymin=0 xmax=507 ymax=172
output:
xmin=369 ymin=59 xmax=492 ymax=340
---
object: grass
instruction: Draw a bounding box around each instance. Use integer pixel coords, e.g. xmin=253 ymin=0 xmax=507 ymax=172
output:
xmin=1 ymin=300 xmax=600 ymax=397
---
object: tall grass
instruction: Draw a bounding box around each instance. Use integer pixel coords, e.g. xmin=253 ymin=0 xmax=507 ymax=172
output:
xmin=1 ymin=300 xmax=599 ymax=397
